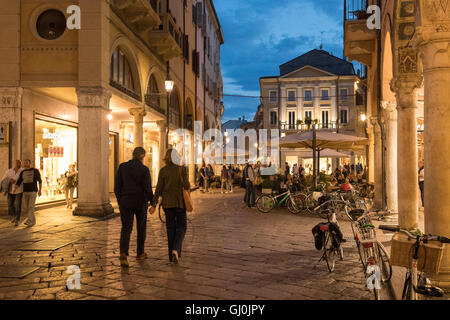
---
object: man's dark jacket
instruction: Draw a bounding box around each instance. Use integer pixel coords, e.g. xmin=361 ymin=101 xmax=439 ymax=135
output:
xmin=114 ymin=159 xmax=153 ymax=208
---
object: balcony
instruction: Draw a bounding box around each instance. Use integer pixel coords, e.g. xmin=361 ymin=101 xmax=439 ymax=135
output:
xmin=144 ymin=94 xmax=165 ymax=115
xmin=148 ymin=13 xmax=183 ymax=61
xmin=110 ymin=80 xmax=141 ymax=101
xmin=110 ymin=0 xmax=161 ymax=33
xmin=343 ymin=0 xmax=377 ymax=66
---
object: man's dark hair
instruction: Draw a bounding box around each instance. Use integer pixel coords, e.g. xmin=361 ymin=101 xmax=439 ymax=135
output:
xmin=132 ymin=147 xmax=146 ymax=161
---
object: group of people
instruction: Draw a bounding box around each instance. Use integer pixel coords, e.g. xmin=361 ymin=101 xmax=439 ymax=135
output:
xmin=114 ymin=147 xmax=190 ymax=268
xmin=0 ymin=161 xmax=78 ymax=227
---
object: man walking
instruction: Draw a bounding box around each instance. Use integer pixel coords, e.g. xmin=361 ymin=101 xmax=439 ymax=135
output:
xmin=114 ymin=147 xmax=153 ymax=268
xmin=14 ymin=159 xmax=42 ymax=227
xmin=1 ymin=160 xmax=23 ymax=226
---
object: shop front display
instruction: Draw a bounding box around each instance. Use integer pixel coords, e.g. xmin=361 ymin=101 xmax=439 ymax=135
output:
xmin=34 ymin=119 xmax=77 ymax=204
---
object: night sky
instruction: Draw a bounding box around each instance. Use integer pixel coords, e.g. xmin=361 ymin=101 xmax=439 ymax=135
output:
xmin=215 ymin=0 xmax=345 ymax=122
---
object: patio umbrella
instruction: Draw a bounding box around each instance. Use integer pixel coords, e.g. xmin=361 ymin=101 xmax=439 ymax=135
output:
xmin=280 ymin=128 xmax=368 ymax=185
xmin=297 ymin=148 xmax=351 ymax=159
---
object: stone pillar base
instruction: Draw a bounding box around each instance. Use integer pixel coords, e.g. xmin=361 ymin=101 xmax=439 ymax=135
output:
xmin=0 ymin=197 xmax=8 ymax=216
xmin=73 ymin=203 xmax=114 ymax=217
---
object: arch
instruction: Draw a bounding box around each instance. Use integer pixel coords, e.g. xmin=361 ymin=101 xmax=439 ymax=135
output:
xmin=110 ymin=37 xmax=142 ymax=98
xmin=169 ymin=87 xmax=181 ymax=127
xmin=185 ymin=97 xmax=194 ymax=131
xmin=381 ymin=23 xmax=395 ymax=102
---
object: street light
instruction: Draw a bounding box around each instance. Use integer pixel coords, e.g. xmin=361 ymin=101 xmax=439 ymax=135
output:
xmin=165 ymin=72 xmax=174 ymax=148
xmin=360 ymin=113 xmax=366 ymax=122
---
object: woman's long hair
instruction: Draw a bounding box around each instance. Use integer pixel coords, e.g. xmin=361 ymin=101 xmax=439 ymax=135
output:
xmin=163 ymin=148 xmax=181 ymax=166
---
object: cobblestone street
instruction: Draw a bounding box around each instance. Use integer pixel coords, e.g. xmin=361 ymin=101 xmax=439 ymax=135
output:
xmin=0 ymin=189 xmax=376 ymax=300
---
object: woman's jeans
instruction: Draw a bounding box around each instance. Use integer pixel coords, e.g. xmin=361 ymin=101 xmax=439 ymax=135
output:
xmin=164 ymin=207 xmax=187 ymax=262
xmin=7 ymin=193 xmax=22 ymax=222
xmin=245 ymin=180 xmax=255 ymax=207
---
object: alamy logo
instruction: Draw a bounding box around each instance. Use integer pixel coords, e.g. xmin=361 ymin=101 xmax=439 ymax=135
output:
xmin=66 ymin=5 xmax=81 ymax=30
xmin=366 ymin=5 xmax=381 ymax=30
xmin=66 ymin=265 xmax=81 ymax=290
xmin=366 ymin=265 xmax=381 ymax=290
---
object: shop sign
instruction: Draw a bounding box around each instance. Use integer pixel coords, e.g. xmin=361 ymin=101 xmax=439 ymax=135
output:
xmin=43 ymin=128 xmax=59 ymax=140
xmin=49 ymin=146 xmax=64 ymax=157
xmin=0 ymin=123 xmax=9 ymax=143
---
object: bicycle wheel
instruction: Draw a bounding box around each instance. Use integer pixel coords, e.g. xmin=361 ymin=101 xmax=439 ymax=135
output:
xmin=402 ymin=273 xmax=412 ymax=300
xmin=377 ymin=242 xmax=392 ymax=283
xmin=158 ymin=205 xmax=165 ymax=223
xmin=256 ymin=195 xmax=275 ymax=213
xmin=323 ymin=232 xmax=336 ymax=272
xmin=304 ymin=195 xmax=317 ymax=213
xmin=287 ymin=196 xmax=302 ymax=214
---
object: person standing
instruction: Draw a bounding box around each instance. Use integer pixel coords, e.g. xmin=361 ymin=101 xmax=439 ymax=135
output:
xmin=14 ymin=159 xmax=42 ymax=227
xmin=150 ymin=149 xmax=190 ymax=265
xmin=418 ymin=161 xmax=425 ymax=208
xmin=199 ymin=164 xmax=206 ymax=192
xmin=244 ymin=162 xmax=256 ymax=208
xmin=292 ymin=163 xmax=299 ymax=178
xmin=1 ymin=160 xmax=23 ymax=226
xmin=206 ymin=164 xmax=214 ymax=192
xmin=64 ymin=164 xmax=78 ymax=209
xmin=114 ymin=147 xmax=153 ymax=268
xmin=227 ymin=165 xmax=234 ymax=193
xmin=221 ymin=165 xmax=228 ymax=194
xmin=284 ymin=162 xmax=290 ymax=182
xmin=299 ymin=164 xmax=305 ymax=178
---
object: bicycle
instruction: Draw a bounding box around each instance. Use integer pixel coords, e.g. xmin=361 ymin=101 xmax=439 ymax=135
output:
xmin=346 ymin=208 xmax=392 ymax=300
xmin=314 ymin=199 xmax=346 ymax=272
xmin=379 ymin=225 xmax=450 ymax=300
xmin=255 ymin=189 xmax=302 ymax=214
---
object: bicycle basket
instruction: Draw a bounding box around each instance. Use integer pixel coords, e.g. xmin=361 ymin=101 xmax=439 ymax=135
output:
xmin=349 ymin=209 xmax=365 ymax=221
xmin=390 ymin=233 xmax=445 ymax=275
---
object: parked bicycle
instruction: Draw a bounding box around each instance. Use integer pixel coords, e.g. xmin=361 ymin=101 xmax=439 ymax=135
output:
xmin=379 ymin=225 xmax=449 ymax=300
xmin=313 ymin=199 xmax=346 ymax=272
xmin=256 ymin=189 xmax=302 ymax=214
xmin=346 ymin=208 xmax=392 ymax=299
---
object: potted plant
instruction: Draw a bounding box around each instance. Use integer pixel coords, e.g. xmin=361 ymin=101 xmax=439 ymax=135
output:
xmin=304 ymin=116 xmax=312 ymax=129
xmin=296 ymin=119 xmax=304 ymax=130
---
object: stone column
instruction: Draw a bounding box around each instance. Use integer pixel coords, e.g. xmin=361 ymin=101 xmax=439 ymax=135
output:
xmin=414 ymin=8 xmax=450 ymax=285
xmin=391 ymin=78 xmax=421 ymax=229
xmin=129 ymin=108 xmax=146 ymax=148
xmin=382 ymin=101 xmax=398 ymax=213
xmin=74 ymin=87 xmax=114 ymax=217
xmin=371 ymin=117 xmax=383 ymax=210
xmin=157 ymin=120 xmax=167 ymax=171
xmin=366 ymin=123 xmax=375 ymax=184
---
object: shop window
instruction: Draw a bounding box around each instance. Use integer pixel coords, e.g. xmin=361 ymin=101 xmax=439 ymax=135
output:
xmin=35 ymin=119 xmax=77 ymax=204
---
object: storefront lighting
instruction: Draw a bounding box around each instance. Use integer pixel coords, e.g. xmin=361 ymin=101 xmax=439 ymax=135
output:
xmin=107 ymin=109 xmax=113 ymax=121
xmin=281 ymin=133 xmax=286 ymax=137
xmin=224 ymin=132 xmax=228 ymax=137
xmin=226 ymin=138 xmax=230 ymax=143
xmin=360 ymin=114 xmax=366 ymax=122
xmin=62 ymin=114 xmax=69 ymax=120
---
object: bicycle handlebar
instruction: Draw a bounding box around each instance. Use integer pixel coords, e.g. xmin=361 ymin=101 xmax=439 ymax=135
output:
xmin=313 ymin=199 xmax=348 ymax=211
xmin=379 ymin=225 xmax=450 ymax=244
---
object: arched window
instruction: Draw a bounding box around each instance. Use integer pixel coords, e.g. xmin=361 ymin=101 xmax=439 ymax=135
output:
xmin=110 ymin=47 xmax=137 ymax=97
xmin=169 ymin=92 xmax=181 ymax=127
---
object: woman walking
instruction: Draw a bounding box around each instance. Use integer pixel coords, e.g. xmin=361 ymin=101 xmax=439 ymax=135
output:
xmin=64 ymin=164 xmax=78 ymax=209
xmin=150 ymin=149 xmax=190 ymax=265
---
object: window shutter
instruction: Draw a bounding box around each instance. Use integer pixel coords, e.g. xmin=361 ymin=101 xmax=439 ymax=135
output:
xmin=196 ymin=2 xmax=203 ymax=26
xmin=192 ymin=4 xmax=197 ymax=24
xmin=184 ymin=35 xmax=189 ymax=63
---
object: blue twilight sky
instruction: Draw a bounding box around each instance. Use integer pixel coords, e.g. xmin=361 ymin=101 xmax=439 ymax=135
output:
xmin=215 ymin=0 xmax=345 ymax=123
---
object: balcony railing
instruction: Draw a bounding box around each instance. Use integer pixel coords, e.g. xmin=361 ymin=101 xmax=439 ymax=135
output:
xmin=148 ymin=13 xmax=183 ymax=60
xmin=280 ymin=121 xmax=350 ymax=132
xmin=110 ymin=0 xmax=161 ymax=33
xmin=344 ymin=0 xmax=369 ymax=21
xmin=144 ymin=94 xmax=165 ymax=115
xmin=110 ymin=80 xmax=142 ymax=101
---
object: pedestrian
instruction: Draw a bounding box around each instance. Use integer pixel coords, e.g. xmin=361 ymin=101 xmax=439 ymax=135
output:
xmin=299 ymin=164 xmax=305 ymax=178
xmin=199 ymin=163 xmax=206 ymax=192
xmin=64 ymin=164 xmax=78 ymax=209
xmin=206 ymin=164 xmax=214 ymax=192
xmin=227 ymin=165 xmax=234 ymax=193
xmin=149 ymin=148 xmax=190 ymax=265
xmin=14 ymin=159 xmax=42 ymax=227
xmin=244 ymin=162 xmax=256 ymax=208
xmin=292 ymin=163 xmax=299 ymax=178
xmin=1 ymin=160 xmax=23 ymax=226
xmin=418 ymin=161 xmax=424 ymax=208
xmin=114 ymin=147 xmax=153 ymax=268
xmin=284 ymin=162 xmax=290 ymax=181
xmin=221 ymin=165 xmax=228 ymax=194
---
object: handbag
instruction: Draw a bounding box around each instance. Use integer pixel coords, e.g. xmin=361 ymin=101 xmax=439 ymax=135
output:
xmin=178 ymin=167 xmax=193 ymax=212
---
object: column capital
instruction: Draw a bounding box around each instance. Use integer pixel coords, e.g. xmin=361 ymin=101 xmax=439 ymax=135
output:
xmin=381 ymin=100 xmax=398 ymax=122
xmin=76 ymin=87 xmax=111 ymax=110
xmin=129 ymin=107 xmax=147 ymax=119
xmin=390 ymin=77 xmax=423 ymax=109
xmin=156 ymin=120 xmax=167 ymax=131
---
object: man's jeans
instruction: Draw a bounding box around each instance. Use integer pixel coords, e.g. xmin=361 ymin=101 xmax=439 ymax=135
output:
xmin=119 ymin=203 xmax=148 ymax=256
xmin=245 ymin=180 xmax=256 ymax=207
xmin=22 ymin=192 xmax=37 ymax=225
xmin=7 ymin=193 xmax=22 ymax=222
xmin=164 ymin=207 xmax=187 ymax=262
